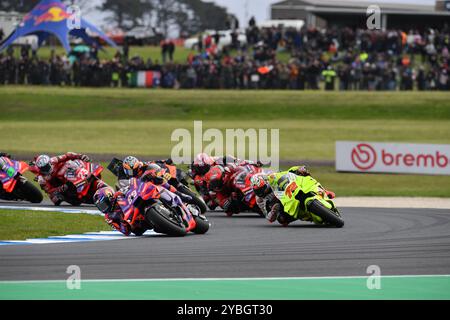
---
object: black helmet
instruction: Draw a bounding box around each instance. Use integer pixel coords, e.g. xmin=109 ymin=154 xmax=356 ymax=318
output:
xmin=144 ymin=164 xmax=165 ymax=185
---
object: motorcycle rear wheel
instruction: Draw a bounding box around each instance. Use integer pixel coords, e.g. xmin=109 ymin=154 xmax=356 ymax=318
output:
xmin=307 ymin=200 xmax=344 ymax=228
xmin=14 ymin=180 xmax=43 ymax=204
xmin=146 ymin=204 xmax=187 ymax=237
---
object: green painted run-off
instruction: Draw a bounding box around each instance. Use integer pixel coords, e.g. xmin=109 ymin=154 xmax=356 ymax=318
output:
xmin=1 ymin=276 xmax=449 ymax=300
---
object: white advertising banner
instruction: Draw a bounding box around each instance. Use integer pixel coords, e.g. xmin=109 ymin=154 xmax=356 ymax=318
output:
xmin=336 ymin=141 xmax=450 ymax=175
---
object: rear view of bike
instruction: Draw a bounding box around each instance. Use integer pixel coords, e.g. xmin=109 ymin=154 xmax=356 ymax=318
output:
xmin=0 ymin=156 xmax=43 ymax=204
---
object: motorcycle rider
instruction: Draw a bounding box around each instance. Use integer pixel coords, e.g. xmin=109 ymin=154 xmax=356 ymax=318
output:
xmin=0 ymin=153 xmax=13 ymax=197
xmin=94 ymin=177 xmax=195 ymax=236
xmin=0 ymin=152 xmax=12 ymax=171
xmin=251 ymin=166 xmax=335 ymax=226
xmin=93 ymin=187 xmax=134 ymax=236
xmin=30 ymin=152 xmax=101 ymax=205
xmin=119 ymin=156 xmax=192 ymax=203
xmin=205 ymin=165 xmax=245 ymax=215
xmin=190 ymin=153 xmax=263 ymax=210
xmin=142 ymin=163 xmax=192 ymax=203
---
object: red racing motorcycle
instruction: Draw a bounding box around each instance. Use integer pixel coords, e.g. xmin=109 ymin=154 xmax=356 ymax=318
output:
xmin=231 ymin=170 xmax=264 ymax=216
xmin=59 ymin=159 xmax=108 ymax=206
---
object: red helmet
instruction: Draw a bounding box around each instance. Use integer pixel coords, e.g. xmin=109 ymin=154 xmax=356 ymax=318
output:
xmin=208 ymin=166 xmax=225 ymax=192
xmin=192 ymin=153 xmax=214 ymax=175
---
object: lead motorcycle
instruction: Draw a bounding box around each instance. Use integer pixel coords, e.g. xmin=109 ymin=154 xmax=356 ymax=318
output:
xmin=116 ymin=177 xmax=210 ymax=237
xmin=0 ymin=155 xmax=43 ymax=203
xmin=268 ymin=172 xmax=344 ymax=228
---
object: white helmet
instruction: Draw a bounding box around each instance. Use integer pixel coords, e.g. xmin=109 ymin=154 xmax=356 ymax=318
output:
xmin=36 ymin=155 xmax=53 ymax=175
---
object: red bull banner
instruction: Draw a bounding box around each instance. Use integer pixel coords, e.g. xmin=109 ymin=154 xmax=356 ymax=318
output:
xmin=0 ymin=0 xmax=117 ymax=53
xmin=336 ymin=141 xmax=450 ymax=175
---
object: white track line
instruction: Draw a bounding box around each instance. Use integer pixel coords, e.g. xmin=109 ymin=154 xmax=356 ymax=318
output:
xmin=1 ymin=274 xmax=450 ymax=284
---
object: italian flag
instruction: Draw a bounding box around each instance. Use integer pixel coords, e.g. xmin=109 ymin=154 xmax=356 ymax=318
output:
xmin=130 ymin=71 xmax=161 ymax=88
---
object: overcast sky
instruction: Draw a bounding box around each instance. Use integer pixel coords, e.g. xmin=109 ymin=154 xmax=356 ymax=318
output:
xmin=207 ymin=0 xmax=436 ymax=27
xmin=84 ymin=0 xmax=436 ymax=31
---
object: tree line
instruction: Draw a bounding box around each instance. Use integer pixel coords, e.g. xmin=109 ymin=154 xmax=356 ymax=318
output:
xmin=1 ymin=0 xmax=237 ymax=37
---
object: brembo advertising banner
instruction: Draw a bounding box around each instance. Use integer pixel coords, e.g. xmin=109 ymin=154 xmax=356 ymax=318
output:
xmin=336 ymin=141 xmax=450 ymax=175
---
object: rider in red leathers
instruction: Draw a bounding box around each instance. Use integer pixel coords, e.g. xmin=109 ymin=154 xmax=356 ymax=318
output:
xmin=190 ymin=153 xmax=263 ymax=210
xmin=205 ymin=165 xmax=250 ymax=216
xmin=30 ymin=152 xmax=106 ymax=205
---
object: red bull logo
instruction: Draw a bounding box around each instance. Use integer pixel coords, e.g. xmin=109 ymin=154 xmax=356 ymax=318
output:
xmin=34 ymin=6 xmax=71 ymax=25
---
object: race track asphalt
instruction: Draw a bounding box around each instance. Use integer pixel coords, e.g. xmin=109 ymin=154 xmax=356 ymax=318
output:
xmin=0 ymin=204 xmax=450 ymax=281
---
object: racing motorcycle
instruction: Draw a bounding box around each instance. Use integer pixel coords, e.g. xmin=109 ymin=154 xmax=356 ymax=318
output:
xmin=60 ymin=159 xmax=108 ymax=206
xmin=116 ymin=177 xmax=210 ymax=237
xmin=108 ymin=158 xmax=208 ymax=214
xmin=271 ymin=173 xmax=344 ymax=228
xmin=0 ymin=156 xmax=43 ymax=203
xmin=231 ymin=170 xmax=263 ymax=216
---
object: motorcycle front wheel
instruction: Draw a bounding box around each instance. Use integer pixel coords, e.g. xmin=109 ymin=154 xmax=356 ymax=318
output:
xmin=307 ymin=200 xmax=344 ymax=228
xmin=192 ymin=215 xmax=210 ymax=234
xmin=145 ymin=204 xmax=187 ymax=237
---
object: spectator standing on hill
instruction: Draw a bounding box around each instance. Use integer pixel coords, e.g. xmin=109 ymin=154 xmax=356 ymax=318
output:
xmin=161 ymin=40 xmax=168 ymax=63
xmin=0 ymin=54 xmax=5 ymax=84
xmin=0 ymin=28 xmax=4 ymax=42
xmin=214 ymin=32 xmax=220 ymax=47
xmin=167 ymin=40 xmax=175 ymax=62
xmin=438 ymin=69 xmax=449 ymax=90
xmin=322 ymin=65 xmax=337 ymax=90
xmin=197 ymin=34 xmax=203 ymax=52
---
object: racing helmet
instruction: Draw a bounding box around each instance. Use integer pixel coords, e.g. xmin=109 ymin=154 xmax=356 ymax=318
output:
xmin=192 ymin=153 xmax=214 ymax=175
xmin=251 ymin=174 xmax=270 ymax=197
xmin=144 ymin=163 xmax=165 ymax=185
xmin=93 ymin=187 xmax=115 ymax=213
xmin=36 ymin=155 xmax=53 ymax=175
xmin=277 ymin=174 xmax=293 ymax=191
xmin=123 ymin=156 xmax=142 ymax=178
xmin=208 ymin=166 xmax=225 ymax=192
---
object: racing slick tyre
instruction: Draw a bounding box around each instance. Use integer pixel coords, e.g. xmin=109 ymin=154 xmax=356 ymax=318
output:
xmin=307 ymin=200 xmax=344 ymax=228
xmin=14 ymin=180 xmax=43 ymax=203
xmin=145 ymin=204 xmax=187 ymax=237
xmin=192 ymin=215 xmax=210 ymax=234
xmin=177 ymin=184 xmax=208 ymax=214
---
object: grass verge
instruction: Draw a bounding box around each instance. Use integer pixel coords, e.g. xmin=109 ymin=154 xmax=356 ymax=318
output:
xmin=1 ymin=87 xmax=450 ymax=121
xmin=0 ymin=210 xmax=109 ymax=241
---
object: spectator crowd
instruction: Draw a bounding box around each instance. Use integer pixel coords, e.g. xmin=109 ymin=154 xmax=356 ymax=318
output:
xmin=0 ymin=22 xmax=449 ymax=90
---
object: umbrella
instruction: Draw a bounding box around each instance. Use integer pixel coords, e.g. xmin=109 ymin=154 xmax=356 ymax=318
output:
xmin=72 ymin=45 xmax=90 ymax=53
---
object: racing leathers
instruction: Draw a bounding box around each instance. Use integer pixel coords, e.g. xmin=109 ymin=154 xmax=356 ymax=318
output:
xmin=117 ymin=161 xmax=192 ymax=204
xmin=30 ymin=152 xmax=98 ymax=205
xmin=254 ymin=166 xmax=335 ymax=226
xmin=193 ymin=156 xmax=263 ymax=211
